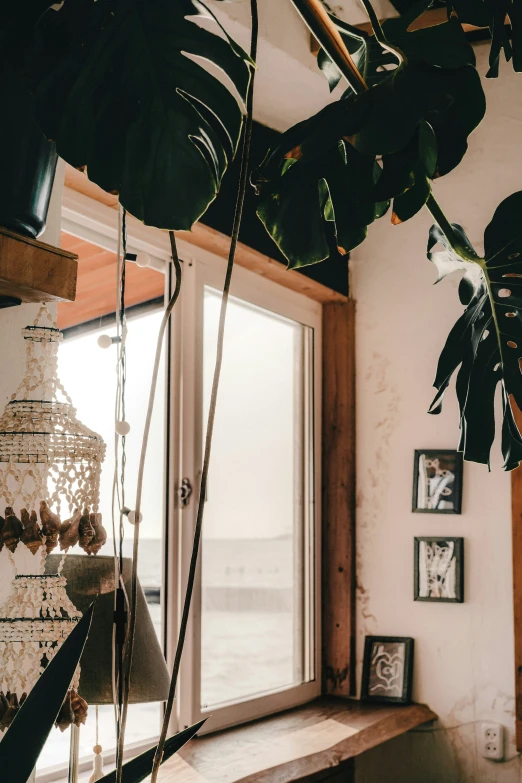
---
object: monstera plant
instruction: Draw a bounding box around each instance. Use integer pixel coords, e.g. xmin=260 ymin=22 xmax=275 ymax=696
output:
xmin=5 ymin=0 xmax=522 ymax=468
xmin=253 ymin=0 xmax=522 ymax=471
xmin=0 ymin=0 xmax=253 ymax=229
xmin=3 ymin=0 xmax=522 ymax=778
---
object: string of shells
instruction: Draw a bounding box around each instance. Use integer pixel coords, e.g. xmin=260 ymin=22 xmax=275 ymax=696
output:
xmin=0 ymin=502 xmax=107 ymax=559
xmin=0 ymin=306 xmax=106 ymax=733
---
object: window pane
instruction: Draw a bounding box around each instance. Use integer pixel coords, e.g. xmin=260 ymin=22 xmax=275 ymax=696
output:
xmin=201 ymin=288 xmax=314 ymax=709
xmin=36 ymin=309 xmax=166 ymax=775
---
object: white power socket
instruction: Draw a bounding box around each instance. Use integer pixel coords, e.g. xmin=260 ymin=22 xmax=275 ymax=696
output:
xmin=480 ymin=722 xmax=504 ymax=761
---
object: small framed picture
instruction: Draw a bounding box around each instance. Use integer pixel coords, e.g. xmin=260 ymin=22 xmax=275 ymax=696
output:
xmin=414 ymin=537 xmax=464 ymax=603
xmin=361 ymin=636 xmax=414 ymax=704
xmin=412 ymin=449 xmax=463 ymax=514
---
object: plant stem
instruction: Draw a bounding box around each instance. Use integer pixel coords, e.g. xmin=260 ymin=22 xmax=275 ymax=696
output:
xmin=359 ymin=0 xmax=404 ymax=66
xmin=149 ymin=2 xmax=259 ymax=780
xmin=426 ymin=193 xmax=482 ymax=264
xmin=289 ymin=0 xmax=368 ymax=91
xmin=359 ymin=0 xmax=385 ymax=43
xmin=115 ymin=238 xmax=183 ymax=783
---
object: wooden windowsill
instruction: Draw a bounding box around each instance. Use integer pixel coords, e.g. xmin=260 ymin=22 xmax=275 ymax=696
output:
xmin=161 ymin=697 xmax=437 ymax=783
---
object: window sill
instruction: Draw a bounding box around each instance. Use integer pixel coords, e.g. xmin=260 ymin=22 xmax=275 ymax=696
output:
xmin=162 ymin=696 xmax=437 ymax=783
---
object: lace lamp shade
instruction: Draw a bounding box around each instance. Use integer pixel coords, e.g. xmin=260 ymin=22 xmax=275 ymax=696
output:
xmin=0 ymin=574 xmax=84 ymax=732
xmin=0 ymin=305 xmax=107 ymax=733
xmin=0 ymin=305 xmax=106 ymax=563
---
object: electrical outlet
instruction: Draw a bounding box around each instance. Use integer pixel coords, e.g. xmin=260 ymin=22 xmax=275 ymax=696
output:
xmin=480 ymin=722 xmax=504 ymax=761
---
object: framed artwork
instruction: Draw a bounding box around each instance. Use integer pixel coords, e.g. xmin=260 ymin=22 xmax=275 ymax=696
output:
xmin=361 ymin=636 xmax=414 ymax=704
xmin=414 ymin=536 xmax=464 ymax=603
xmin=412 ymin=449 xmax=463 ymax=514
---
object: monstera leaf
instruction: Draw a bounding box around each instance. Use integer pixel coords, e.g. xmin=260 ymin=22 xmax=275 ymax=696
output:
xmin=254 ymin=0 xmax=485 ymax=268
xmin=3 ymin=0 xmax=252 ymax=230
xmin=429 ymin=191 xmax=522 ymax=470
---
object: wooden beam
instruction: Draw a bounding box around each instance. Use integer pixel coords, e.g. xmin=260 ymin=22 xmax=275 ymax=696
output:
xmin=64 ymin=165 xmax=347 ymax=306
xmin=57 ymin=232 xmax=164 ymax=329
xmin=0 ymin=226 xmax=77 ymax=304
xmin=162 ymin=697 xmax=436 ymax=783
xmin=178 ymin=223 xmax=347 ymax=305
xmin=512 ymin=402 xmax=522 ymax=750
xmin=322 ymin=300 xmax=356 ymax=696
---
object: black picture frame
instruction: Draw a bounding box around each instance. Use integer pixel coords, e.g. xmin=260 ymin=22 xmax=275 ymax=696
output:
xmin=414 ymin=536 xmax=464 ymax=603
xmin=412 ymin=449 xmax=463 ymax=514
xmin=361 ymin=636 xmax=414 ymax=705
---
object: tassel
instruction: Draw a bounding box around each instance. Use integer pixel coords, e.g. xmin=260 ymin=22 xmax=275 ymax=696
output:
xmin=88 ymin=745 xmax=104 ymax=782
xmin=88 ymin=708 xmax=104 ymax=782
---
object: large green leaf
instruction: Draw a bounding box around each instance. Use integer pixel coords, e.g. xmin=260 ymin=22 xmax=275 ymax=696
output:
xmin=98 ymin=720 xmax=206 ymax=783
xmin=3 ymin=0 xmax=252 ymax=230
xmin=0 ymin=605 xmax=94 ymax=783
xmin=254 ymin=2 xmax=484 ymax=268
xmin=448 ymin=0 xmax=522 ymax=77
xmin=428 ymin=191 xmax=522 ymax=470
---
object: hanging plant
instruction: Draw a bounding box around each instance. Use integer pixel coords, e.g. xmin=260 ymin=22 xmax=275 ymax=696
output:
xmin=428 ymin=192 xmax=522 ymax=469
xmin=252 ymin=0 xmax=485 ymax=268
xmin=1 ymin=0 xmax=253 ymax=230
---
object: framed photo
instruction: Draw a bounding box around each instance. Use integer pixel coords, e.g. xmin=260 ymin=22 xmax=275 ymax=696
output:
xmin=412 ymin=449 xmax=463 ymax=514
xmin=414 ymin=537 xmax=464 ymax=603
xmin=361 ymin=636 xmax=414 ymax=704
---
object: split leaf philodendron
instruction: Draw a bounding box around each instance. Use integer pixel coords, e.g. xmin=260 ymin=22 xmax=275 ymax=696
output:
xmin=253 ymin=0 xmax=485 ymax=268
xmin=4 ymin=0 xmax=522 ymax=473
xmin=1 ymin=0 xmax=253 ymax=230
xmin=428 ymin=192 xmax=522 ymax=470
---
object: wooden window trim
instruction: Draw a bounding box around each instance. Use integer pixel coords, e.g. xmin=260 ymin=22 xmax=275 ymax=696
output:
xmin=322 ymin=300 xmax=356 ymax=696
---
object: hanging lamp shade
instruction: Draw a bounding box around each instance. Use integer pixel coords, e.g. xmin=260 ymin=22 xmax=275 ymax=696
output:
xmin=0 ymin=305 xmax=106 ymax=539
xmin=46 ymin=555 xmax=170 ymax=704
xmin=0 ymin=305 xmax=107 ymax=732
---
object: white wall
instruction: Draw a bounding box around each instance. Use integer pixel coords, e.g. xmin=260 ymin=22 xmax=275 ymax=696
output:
xmin=207 ymin=0 xmax=341 ymax=131
xmin=353 ymin=44 xmax=522 ymax=781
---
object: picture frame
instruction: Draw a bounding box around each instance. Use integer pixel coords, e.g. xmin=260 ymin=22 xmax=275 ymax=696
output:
xmin=361 ymin=636 xmax=414 ymax=705
xmin=414 ymin=536 xmax=464 ymax=603
xmin=412 ymin=449 xmax=463 ymax=514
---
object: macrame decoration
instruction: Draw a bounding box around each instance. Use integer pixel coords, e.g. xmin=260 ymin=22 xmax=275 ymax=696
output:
xmin=0 ymin=305 xmax=106 ymax=731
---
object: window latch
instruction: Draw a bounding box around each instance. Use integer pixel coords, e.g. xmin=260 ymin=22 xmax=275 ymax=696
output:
xmin=178 ymin=477 xmax=193 ymax=508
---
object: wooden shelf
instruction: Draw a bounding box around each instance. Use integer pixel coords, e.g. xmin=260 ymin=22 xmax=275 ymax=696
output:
xmin=161 ymin=697 xmax=437 ymax=783
xmin=0 ymin=226 xmax=78 ymax=305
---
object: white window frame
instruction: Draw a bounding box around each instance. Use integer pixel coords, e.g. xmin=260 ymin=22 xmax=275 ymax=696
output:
xmin=170 ymin=248 xmax=322 ymax=735
xmin=59 ymin=188 xmax=323 ymax=741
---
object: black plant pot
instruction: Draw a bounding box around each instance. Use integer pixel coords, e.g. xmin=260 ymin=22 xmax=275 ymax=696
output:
xmin=0 ymin=82 xmax=57 ymax=239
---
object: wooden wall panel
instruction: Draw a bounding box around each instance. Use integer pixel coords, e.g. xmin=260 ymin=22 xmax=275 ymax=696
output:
xmin=57 ymin=232 xmax=164 ymax=329
xmin=322 ymin=299 xmax=356 ymax=696
xmin=512 ymin=402 xmax=522 ymax=750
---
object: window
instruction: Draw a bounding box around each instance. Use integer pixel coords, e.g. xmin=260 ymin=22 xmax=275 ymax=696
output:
xmin=35 ymin=196 xmax=322 ymax=779
xmin=175 ymin=254 xmax=321 ymax=732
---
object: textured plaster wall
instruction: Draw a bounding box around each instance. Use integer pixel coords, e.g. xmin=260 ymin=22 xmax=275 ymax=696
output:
xmin=353 ymin=44 xmax=522 ymax=782
xmin=0 ymin=161 xmax=63 ymax=604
